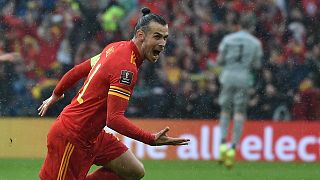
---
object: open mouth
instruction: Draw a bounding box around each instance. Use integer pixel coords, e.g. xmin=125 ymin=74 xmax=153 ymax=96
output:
xmin=153 ymin=50 xmax=161 ymax=58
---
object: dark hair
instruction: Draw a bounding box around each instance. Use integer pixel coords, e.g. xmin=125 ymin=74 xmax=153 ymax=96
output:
xmin=239 ymin=13 xmax=256 ymax=30
xmin=134 ymin=7 xmax=167 ymax=33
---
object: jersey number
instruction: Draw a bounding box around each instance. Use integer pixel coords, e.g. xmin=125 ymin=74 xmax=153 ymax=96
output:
xmin=236 ymin=44 xmax=243 ymax=63
xmin=77 ymin=63 xmax=101 ymax=104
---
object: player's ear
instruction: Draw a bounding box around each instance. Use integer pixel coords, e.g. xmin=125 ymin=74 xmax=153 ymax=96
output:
xmin=136 ymin=29 xmax=145 ymax=42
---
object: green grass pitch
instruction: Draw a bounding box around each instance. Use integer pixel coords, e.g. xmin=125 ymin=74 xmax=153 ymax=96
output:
xmin=0 ymin=159 xmax=319 ymax=180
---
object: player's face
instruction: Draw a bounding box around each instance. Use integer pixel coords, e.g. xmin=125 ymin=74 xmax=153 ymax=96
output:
xmin=142 ymin=22 xmax=169 ymax=63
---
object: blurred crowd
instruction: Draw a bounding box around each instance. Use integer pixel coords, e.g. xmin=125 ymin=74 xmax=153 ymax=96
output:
xmin=1 ymin=0 xmax=320 ymax=120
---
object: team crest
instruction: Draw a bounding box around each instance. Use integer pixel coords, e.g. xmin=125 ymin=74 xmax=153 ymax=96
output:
xmin=120 ymin=70 xmax=133 ymax=85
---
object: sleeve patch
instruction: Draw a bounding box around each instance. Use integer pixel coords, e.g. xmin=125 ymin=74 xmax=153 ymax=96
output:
xmin=119 ymin=70 xmax=133 ymax=85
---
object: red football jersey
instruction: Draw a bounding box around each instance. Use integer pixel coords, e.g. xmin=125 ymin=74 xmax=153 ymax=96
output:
xmin=55 ymin=40 xmax=154 ymax=146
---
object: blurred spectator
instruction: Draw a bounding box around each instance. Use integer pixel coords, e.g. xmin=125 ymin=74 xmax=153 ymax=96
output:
xmin=74 ymin=38 xmax=102 ymax=65
xmin=163 ymin=56 xmax=181 ymax=90
xmin=99 ymin=1 xmax=125 ymax=33
xmin=0 ymin=51 xmax=34 ymax=116
xmin=174 ymin=80 xmax=199 ymax=118
xmin=0 ymin=58 xmax=18 ymax=115
xmin=292 ymin=75 xmax=320 ymax=120
xmin=73 ymin=0 xmax=104 ymax=41
xmin=256 ymin=83 xmax=286 ymax=120
xmin=305 ymin=44 xmax=320 ymax=86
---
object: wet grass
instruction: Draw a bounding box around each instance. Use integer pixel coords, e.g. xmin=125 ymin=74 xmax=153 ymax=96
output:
xmin=0 ymin=159 xmax=318 ymax=180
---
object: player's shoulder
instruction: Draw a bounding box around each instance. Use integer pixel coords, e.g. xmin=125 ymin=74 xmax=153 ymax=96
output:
xmin=105 ymin=41 xmax=137 ymax=70
xmin=108 ymin=41 xmax=132 ymax=57
xmin=236 ymin=31 xmax=261 ymax=46
xmin=100 ymin=41 xmax=132 ymax=63
xmin=225 ymin=31 xmax=247 ymax=39
xmin=221 ymin=31 xmax=241 ymax=43
xmin=103 ymin=41 xmax=128 ymax=52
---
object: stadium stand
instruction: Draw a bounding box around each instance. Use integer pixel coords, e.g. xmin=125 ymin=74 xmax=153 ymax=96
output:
xmin=0 ymin=0 xmax=320 ymax=120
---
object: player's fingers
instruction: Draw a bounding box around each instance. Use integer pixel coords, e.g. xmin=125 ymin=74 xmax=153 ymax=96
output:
xmin=40 ymin=107 xmax=47 ymax=117
xmin=38 ymin=101 xmax=46 ymax=111
xmin=165 ymin=141 xmax=189 ymax=146
xmin=170 ymin=137 xmax=190 ymax=142
xmin=38 ymin=104 xmax=43 ymax=114
xmin=174 ymin=141 xmax=189 ymax=145
xmin=157 ymin=137 xmax=187 ymax=145
xmin=39 ymin=104 xmax=48 ymax=116
xmin=159 ymin=127 xmax=170 ymax=136
xmin=37 ymin=105 xmax=42 ymax=111
xmin=41 ymin=108 xmax=47 ymax=116
xmin=38 ymin=106 xmax=44 ymax=116
xmin=155 ymin=127 xmax=170 ymax=141
xmin=38 ymin=100 xmax=47 ymax=112
xmin=169 ymin=138 xmax=190 ymax=145
xmin=174 ymin=139 xmax=190 ymax=144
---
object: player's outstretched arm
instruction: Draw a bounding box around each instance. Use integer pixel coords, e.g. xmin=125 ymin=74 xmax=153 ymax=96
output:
xmin=153 ymin=127 xmax=190 ymax=146
xmin=38 ymin=93 xmax=64 ymax=116
xmin=38 ymin=60 xmax=92 ymax=116
xmin=107 ymin=95 xmax=190 ymax=146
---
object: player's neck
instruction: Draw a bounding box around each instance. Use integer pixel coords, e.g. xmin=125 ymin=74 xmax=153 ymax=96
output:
xmin=131 ymin=38 xmax=144 ymax=59
xmin=130 ymin=38 xmax=144 ymax=68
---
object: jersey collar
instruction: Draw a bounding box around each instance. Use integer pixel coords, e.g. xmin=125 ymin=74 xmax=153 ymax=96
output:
xmin=130 ymin=40 xmax=143 ymax=68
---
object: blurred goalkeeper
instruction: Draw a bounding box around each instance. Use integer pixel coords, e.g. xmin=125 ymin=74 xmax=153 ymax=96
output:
xmin=216 ymin=13 xmax=263 ymax=168
xmin=38 ymin=7 xmax=189 ymax=180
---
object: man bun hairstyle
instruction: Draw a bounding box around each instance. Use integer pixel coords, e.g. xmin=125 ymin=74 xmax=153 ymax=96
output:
xmin=141 ymin=7 xmax=151 ymax=16
xmin=134 ymin=7 xmax=167 ymax=33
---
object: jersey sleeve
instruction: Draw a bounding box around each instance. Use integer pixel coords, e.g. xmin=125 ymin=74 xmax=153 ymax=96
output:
xmin=107 ymin=95 xmax=155 ymax=145
xmin=53 ymin=59 xmax=91 ymax=96
xmin=106 ymin=65 xmax=155 ymax=145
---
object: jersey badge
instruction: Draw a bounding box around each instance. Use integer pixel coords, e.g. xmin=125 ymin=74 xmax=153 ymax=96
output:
xmin=120 ymin=70 xmax=133 ymax=85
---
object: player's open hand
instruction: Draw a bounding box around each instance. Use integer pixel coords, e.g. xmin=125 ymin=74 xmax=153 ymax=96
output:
xmin=153 ymin=127 xmax=190 ymax=146
xmin=38 ymin=93 xmax=64 ymax=117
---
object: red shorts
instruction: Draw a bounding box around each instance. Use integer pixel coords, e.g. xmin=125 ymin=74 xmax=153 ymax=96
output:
xmin=39 ymin=119 xmax=128 ymax=180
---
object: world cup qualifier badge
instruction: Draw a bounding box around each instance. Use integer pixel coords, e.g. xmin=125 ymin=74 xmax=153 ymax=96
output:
xmin=120 ymin=70 xmax=133 ymax=85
